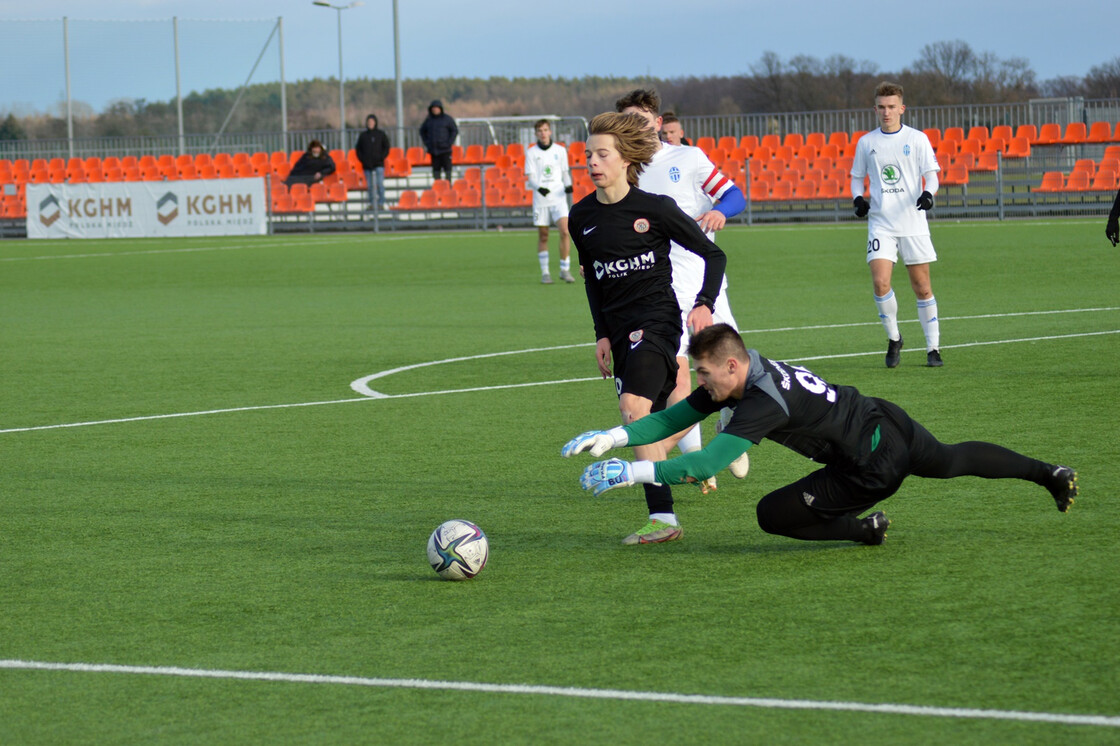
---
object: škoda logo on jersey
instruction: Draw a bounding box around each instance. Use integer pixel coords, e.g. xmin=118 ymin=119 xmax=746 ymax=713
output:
xmin=593 ymin=251 xmax=656 ymax=280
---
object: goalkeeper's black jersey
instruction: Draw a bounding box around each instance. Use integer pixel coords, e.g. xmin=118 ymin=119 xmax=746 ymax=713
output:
xmin=686 ymin=350 xmax=885 ymax=465
xmin=569 ymin=186 xmax=726 ymax=344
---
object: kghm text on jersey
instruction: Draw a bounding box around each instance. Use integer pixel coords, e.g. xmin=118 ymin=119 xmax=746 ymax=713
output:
xmin=593 ymin=251 xmax=656 ymax=280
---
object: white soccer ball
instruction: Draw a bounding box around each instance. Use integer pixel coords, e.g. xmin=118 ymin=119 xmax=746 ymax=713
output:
xmin=427 ymin=519 xmax=489 ymax=580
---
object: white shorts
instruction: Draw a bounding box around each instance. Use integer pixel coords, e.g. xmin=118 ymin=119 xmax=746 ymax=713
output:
xmin=532 ymin=201 xmax=569 ymax=227
xmin=676 ymin=290 xmax=739 ymax=358
xmin=865 ymin=233 xmax=937 ymax=266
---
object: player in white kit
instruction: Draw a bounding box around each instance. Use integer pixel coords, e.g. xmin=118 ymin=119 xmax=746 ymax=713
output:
xmin=851 ymin=81 xmax=943 ymax=368
xmin=616 ymin=89 xmax=746 ymax=491
xmin=525 ymin=119 xmax=574 ymax=283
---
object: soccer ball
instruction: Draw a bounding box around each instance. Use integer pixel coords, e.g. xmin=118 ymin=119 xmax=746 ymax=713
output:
xmin=427 ymin=519 xmax=489 ymax=580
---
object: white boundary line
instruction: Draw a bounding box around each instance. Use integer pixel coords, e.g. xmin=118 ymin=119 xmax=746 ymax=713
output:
xmin=3 ymin=327 xmax=1118 ymax=435
xmin=0 ymin=659 xmax=1115 ymax=728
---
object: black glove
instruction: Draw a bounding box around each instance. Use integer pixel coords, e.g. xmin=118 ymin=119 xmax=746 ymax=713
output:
xmin=853 ymin=196 xmax=870 ymax=218
xmin=564 ymin=185 xmax=573 ymax=194
xmin=1107 ymin=216 xmax=1119 ymax=247
xmin=916 ymin=191 xmax=934 ymax=211
xmin=537 ymin=187 xmax=550 ymax=197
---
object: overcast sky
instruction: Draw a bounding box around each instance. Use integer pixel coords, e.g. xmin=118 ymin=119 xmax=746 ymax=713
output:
xmin=1 ymin=0 xmax=1117 ymax=114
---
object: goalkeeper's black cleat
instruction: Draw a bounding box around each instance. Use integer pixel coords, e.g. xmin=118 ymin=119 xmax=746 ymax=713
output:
xmin=1047 ymin=466 xmax=1078 ymax=512
xmin=885 ymin=336 xmax=903 ymax=368
xmin=926 ymin=349 xmax=943 ymax=367
xmin=860 ymin=511 xmax=890 ymax=545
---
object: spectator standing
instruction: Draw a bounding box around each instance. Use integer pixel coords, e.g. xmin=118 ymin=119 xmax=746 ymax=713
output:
xmin=419 ymin=100 xmax=458 ymax=182
xmin=355 ymin=114 xmax=391 ymax=211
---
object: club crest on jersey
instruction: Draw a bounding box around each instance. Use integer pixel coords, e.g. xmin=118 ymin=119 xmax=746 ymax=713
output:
xmin=629 ymin=329 xmax=644 ymax=344
xmin=881 ymin=164 xmax=901 ymax=185
xmin=903 ymin=144 xmax=911 ymax=156
xmin=633 ymin=218 xmax=650 ymax=233
xmin=669 ymin=166 xmax=681 ymax=183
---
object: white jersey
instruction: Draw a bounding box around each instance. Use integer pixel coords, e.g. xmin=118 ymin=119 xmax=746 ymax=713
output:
xmin=850 ymin=125 xmax=939 ymax=237
xmin=638 ymin=143 xmax=736 ymax=311
xmin=524 ymin=142 xmax=571 ymax=207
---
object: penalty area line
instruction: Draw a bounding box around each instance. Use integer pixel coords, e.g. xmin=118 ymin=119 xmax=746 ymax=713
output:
xmin=4 ymin=328 xmax=1116 ymax=434
xmin=0 ymin=659 xmax=1116 ymax=728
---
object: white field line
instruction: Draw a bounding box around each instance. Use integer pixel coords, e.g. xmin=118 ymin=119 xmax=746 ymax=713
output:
xmin=0 ymin=659 xmax=1116 ymax=728
xmin=3 ymin=311 xmax=1118 ymax=435
xmin=0 ymin=233 xmax=448 ymax=263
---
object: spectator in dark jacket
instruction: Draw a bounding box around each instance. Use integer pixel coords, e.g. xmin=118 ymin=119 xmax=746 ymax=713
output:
xmin=355 ymin=114 xmax=391 ymax=210
xmin=285 ymin=140 xmax=336 ymax=186
xmin=419 ymin=99 xmax=458 ymax=182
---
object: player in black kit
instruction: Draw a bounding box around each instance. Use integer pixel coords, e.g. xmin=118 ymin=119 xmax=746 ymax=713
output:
xmin=568 ymin=112 xmax=727 ymax=545
xmin=563 ymin=324 xmax=1078 ymax=545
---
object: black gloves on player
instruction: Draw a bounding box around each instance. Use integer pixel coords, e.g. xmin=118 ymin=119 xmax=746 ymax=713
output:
xmin=1107 ymin=216 xmax=1119 ymax=247
xmin=916 ymin=191 xmax=935 ymax=211
xmin=853 ymin=196 xmax=870 ymax=218
xmin=537 ymin=187 xmax=550 ymax=197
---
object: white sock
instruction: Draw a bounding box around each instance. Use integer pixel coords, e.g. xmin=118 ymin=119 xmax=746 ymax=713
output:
xmin=875 ymin=290 xmax=900 ymax=341
xmin=917 ymin=296 xmax=940 ymax=351
xmin=560 ymin=257 xmax=571 ymax=273
xmin=650 ymin=512 xmax=678 ymax=526
xmin=538 ymin=250 xmax=549 ymax=275
xmin=678 ymin=423 xmax=702 ymax=454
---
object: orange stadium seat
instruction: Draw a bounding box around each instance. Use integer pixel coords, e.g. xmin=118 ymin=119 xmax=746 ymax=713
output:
xmin=805 ymin=132 xmax=826 ymax=149
xmin=392 ymin=190 xmax=419 ymax=210
xmin=827 ymin=131 xmax=849 ymax=150
xmin=943 ymin=127 xmax=964 ymax=144
xmin=1013 ymin=124 xmax=1037 ymax=144
xmin=769 ymin=180 xmax=793 ymax=201
xmin=717 ymin=136 xmax=737 ymax=152
xmin=923 ymin=128 xmax=941 ymax=149
xmin=818 ymin=178 xmax=842 ymax=199
xmin=739 ymin=135 xmax=760 ymax=153
xmin=1060 ymin=122 xmax=1088 ymax=145
xmin=959 ymin=139 xmax=982 ymax=159
xmin=974 ymin=152 xmax=999 ymax=172
xmin=967 ymin=126 xmax=989 ymax=144
xmin=483 ymin=144 xmax=504 ymax=163
xmin=1087 ymin=121 xmax=1114 ymax=143
xmin=695 ymin=136 xmax=716 ymax=153
xmin=463 ymin=144 xmax=485 ymax=164
xmin=1063 ymin=170 xmax=1091 ymax=191
xmin=1035 ymin=172 xmax=1064 ymax=192
xmin=759 ymin=134 xmax=781 ymax=151
xmin=991 ymin=125 xmax=1013 ymax=143
xmin=418 ymin=190 xmax=439 ymax=209
xmin=1091 ymin=170 xmax=1118 ymax=191
xmin=568 ymin=141 xmax=586 ymax=167
xmin=1005 ymin=136 xmax=1031 ymax=158
xmin=1035 ymin=123 xmax=1062 ymax=145
xmin=940 ymin=164 xmax=969 ymax=186
xmin=796 ymin=144 xmax=818 ymax=161
xmin=782 ymin=133 xmax=804 ymax=151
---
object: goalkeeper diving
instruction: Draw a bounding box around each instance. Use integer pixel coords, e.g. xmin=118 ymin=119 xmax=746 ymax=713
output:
xmin=562 ymin=323 xmax=1078 ymax=546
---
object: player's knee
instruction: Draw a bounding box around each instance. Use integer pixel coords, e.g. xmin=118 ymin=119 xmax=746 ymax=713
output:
xmin=755 ymin=495 xmax=785 ymax=536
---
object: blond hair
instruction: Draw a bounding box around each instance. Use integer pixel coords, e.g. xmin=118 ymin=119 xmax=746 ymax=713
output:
xmin=587 ymin=112 xmax=659 ymax=186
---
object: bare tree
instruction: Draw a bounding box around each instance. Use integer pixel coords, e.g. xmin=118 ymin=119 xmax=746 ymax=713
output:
xmin=751 ymin=51 xmax=786 ymax=111
xmin=1083 ymin=56 xmax=1120 ymax=99
xmin=911 ymin=40 xmax=977 ymax=103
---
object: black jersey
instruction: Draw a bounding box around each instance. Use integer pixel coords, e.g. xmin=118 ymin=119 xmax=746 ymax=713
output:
xmin=686 ymin=350 xmax=884 ymax=465
xmin=569 ymin=186 xmax=726 ymax=344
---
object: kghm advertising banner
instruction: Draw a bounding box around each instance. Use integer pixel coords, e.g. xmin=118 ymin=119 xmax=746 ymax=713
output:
xmin=26 ymin=178 xmax=267 ymax=238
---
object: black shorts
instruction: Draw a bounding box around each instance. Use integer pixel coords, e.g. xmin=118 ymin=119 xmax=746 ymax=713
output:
xmin=789 ymin=399 xmax=921 ymax=515
xmin=611 ymin=324 xmax=679 ymax=410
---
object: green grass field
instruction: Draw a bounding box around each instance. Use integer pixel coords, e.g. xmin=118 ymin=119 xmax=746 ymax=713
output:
xmin=2 ymin=219 xmax=1118 ymax=744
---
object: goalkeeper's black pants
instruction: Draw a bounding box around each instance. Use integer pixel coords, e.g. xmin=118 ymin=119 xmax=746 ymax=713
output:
xmin=755 ymin=398 xmax=1055 ymax=542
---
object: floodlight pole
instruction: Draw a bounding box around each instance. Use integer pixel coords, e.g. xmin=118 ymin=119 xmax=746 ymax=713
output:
xmin=393 ymin=0 xmax=404 ymax=152
xmin=313 ymin=1 xmax=363 ymax=151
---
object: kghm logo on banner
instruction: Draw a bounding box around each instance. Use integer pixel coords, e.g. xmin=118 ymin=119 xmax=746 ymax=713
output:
xmin=39 ymin=194 xmax=62 ymax=227
xmin=157 ymin=192 xmax=179 ymax=225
